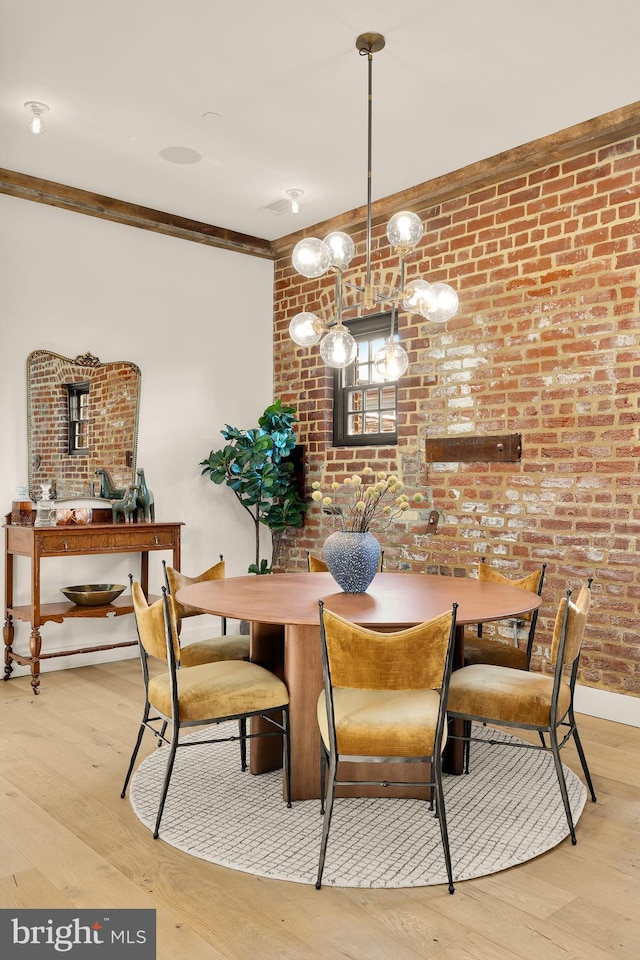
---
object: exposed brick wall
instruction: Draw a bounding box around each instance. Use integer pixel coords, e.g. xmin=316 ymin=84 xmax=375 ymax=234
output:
xmin=273 ymin=135 xmax=640 ymax=699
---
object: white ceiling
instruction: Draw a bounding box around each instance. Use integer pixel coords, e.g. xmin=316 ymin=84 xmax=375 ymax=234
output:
xmin=2 ymin=0 xmax=640 ymax=242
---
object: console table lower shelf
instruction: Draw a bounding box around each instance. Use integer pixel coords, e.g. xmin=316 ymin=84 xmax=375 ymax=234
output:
xmin=4 ymin=595 xmax=160 ymax=679
xmin=3 ymin=514 xmax=182 ymax=694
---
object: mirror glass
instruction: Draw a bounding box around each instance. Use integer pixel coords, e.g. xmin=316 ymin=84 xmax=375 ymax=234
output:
xmin=27 ymin=350 xmax=141 ymax=502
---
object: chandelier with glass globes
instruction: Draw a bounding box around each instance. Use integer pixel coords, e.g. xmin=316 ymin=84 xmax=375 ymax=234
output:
xmin=288 ymin=32 xmax=459 ymax=381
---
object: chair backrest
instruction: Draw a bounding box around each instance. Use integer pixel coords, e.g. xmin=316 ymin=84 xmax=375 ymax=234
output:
xmin=319 ymin=604 xmax=456 ymax=692
xmin=477 ymin=558 xmax=546 ymax=622
xmin=163 ymin=556 xmax=225 ymax=620
xmin=550 ymin=580 xmax=592 ymax=674
xmin=307 ymin=550 xmax=385 ymax=573
xmin=131 ymin=580 xmax=180 ymax=664
xmin=131 ymin=580 xmax=183 ymax=718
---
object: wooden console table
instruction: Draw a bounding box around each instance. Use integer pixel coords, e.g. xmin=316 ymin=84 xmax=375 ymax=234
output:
xmin=3 ymin=510 xmax=182 ymax=694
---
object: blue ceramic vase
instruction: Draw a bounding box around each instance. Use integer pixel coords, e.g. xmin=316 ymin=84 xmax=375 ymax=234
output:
xmin=322 ymin=531 xmax=381 ymax=594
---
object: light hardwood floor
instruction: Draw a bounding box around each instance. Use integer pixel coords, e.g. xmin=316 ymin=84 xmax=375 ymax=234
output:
xmin=1 ymin=660 xmax=639 ymax=959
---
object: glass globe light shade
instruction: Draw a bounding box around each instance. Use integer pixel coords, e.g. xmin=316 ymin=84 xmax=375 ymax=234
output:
xmin=319 ymin=324 xmax=357 ymax=368
xmin=426 ymin=282 xmax=459 ymax=323
xmin=386 ymin=211 xmax=424 ymax=250
xmin=292 ymin=237 xmax=332 ymax=278
xmin=402 ymin=278 xmax=435 ymax=317
xmin=323 ymin=231 xmax=356 ymax=271
xmin=374 ymin=338 xmax=409 ymax=380
xmin=289 ymin=311 xmax=322 ymax=347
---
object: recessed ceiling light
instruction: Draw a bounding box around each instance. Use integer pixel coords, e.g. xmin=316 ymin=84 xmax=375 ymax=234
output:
xmin=202 ymin=111 xmax=221 ymax=121
xmin=159 ymin=146 xmax=202 ymax=165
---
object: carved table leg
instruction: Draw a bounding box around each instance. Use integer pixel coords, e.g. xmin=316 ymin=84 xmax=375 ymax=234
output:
xmin=3 ymin=615 xmax=14 ymax=680
xmin=29 ymin=627 xmax=42 ymax=695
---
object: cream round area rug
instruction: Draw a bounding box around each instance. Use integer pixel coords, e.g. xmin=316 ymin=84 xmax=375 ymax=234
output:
xmin=129 ymin=723 xmax=587 ymax=888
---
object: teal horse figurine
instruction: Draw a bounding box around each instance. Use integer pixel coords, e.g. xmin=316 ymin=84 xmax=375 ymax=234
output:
xmin=111 ymin=485 xmax=138 ymax=523
xmin=135 ymin=468 xmax=155 ymax=522
xmin=95 ymin=467 xmax=126 ymax=501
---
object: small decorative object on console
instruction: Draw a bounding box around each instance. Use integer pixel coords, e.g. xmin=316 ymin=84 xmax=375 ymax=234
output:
xmin=34 ymin=483 xmax=56 ymax=528
xmin=112 ymin=485 xmax=139 ymax=523
xmin=11 ymin=486 xmax=34 ymax=526
xmin=135 ymin=467 xmax=155 ymax=521
xmin=60 ymin=584 xmax=126 ymax=606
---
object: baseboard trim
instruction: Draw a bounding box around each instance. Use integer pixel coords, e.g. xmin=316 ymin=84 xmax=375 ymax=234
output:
xmin=574 ymin=683 xmax=639 ymax=728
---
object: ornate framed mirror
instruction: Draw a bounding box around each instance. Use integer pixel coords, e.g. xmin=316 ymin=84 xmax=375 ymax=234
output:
xmin=27 ymin=350 xmax=141 ymax=501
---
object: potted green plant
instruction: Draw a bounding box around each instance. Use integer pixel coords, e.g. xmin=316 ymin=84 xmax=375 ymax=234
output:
xmin=200 ymin=400 xmax=307 ymax=574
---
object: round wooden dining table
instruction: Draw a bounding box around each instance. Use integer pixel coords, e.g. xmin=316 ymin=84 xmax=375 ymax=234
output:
xmin=177 ymin=572 xmax=541 ymax=801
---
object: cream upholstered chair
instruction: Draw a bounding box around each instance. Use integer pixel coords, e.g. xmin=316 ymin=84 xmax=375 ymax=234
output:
xmin=163 ymin=557 xmax=250 ymax=667
xmin=307 ymin=550 xmax=385 ymax=573
xmin=448 ymin=580 xmax=596 ymax=844
xmin=464 ymin=558 xmax=546 ymax=670
xmin=121 ymin=581 xmax=291 ymax=838
xmin=315 ymin=601 xmax=458 ymax=892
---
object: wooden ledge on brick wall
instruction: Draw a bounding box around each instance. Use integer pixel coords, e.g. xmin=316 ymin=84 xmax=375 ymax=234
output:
xmin=425 ymin=434 xmax=522 ymax=463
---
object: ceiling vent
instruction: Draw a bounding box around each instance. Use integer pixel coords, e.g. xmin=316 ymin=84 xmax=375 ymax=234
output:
xmin=261 ymin=197 xmax=291 ymax=215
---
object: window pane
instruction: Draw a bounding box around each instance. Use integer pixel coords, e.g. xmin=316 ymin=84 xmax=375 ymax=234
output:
xmin=348 ymin=390 xmax=363 ymax=412
xmin=348 ymin=414 xmax=363 ymax=436
xmin=364 ymin=389 xmax=379 ymax=410
xmin=370 ymin=363 xmax=385 ymax=384
xmin=381 ymin=386 xmax=396 ymax=408
xmin=381 ymin=411 xmax=396 ymax=433
xmin=364 ymin=413 xmax=380 ymax=433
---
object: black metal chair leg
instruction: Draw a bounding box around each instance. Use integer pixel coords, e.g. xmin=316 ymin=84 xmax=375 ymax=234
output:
xmin=239 ymin=717 xmax=247 ymax=771
xmin=571 ymin=723 xmax=597 ymax=802
xmin=319 ymin=744 xmax=327 ymax=815
xmin=282 ymin=708 xmax=292 ymax=808
xmin=153 ymin=727 xmax=179 ymax=839
xmin=121 ymin=707 xmax=150 ymax=797
xmin=464 ymin=718 xmax=472 ymax=773
xmin=433 ymin=759 xmax=455 ymax=894
xmin=316 ymin=755 xmax=337 ymax=889
xmin=549 ymin=727 xmax=576 ymax=844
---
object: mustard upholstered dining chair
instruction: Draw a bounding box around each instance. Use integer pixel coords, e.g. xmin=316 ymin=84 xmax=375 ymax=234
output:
xmin=463 ymin=557 xmax=547 ymax=670
xmin=307 ymin=550 xmax=385 ymax=573
xmin=121 ymin=580 xmax=291 ymax=839
xmin=163 ymin=557 xmax=250 ymax=666
xmin=448 ymin=580 xmax=596 ymax=845
xmin=315 ymin=601 xmax=459 ymax=892
xmin=462 ymin=558 xmax=546 ymax=772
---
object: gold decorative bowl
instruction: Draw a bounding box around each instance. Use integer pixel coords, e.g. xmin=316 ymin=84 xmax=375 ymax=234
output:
xmin=61 ymin=584 xmax=126 ymax=606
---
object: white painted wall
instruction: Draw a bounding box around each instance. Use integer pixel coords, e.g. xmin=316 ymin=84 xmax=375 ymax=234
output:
xmin=0 ymin=194 xmax=274 ymax=676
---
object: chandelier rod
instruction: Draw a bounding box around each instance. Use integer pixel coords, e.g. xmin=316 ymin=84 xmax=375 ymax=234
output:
xmin=365 ymin=44 xmax=373 ymax=290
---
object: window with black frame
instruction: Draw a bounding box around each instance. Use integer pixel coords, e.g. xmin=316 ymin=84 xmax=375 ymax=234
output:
xmin=66 ymin=381 xmax=90 ymax=455
xmin=333 ymin=312 xmax=399 ymax=447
